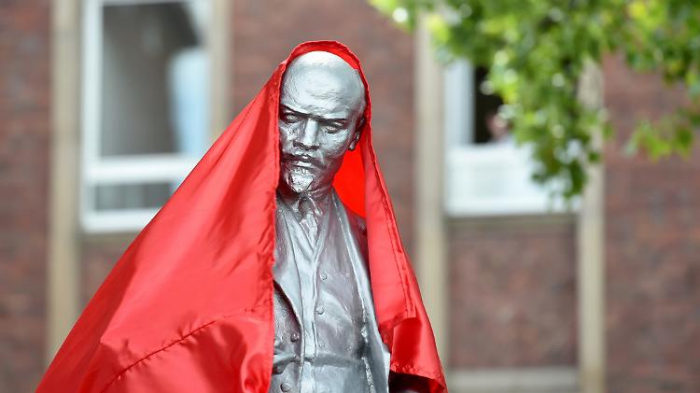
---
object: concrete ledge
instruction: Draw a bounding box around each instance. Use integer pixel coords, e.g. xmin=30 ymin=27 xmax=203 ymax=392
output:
xmin=448 ymin=213 xmax=576 ymax=233
xmin=448 ymin=367 xmax=578 ymax=393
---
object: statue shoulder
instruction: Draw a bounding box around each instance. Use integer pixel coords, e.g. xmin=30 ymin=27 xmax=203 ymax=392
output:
xmin=344 ymin=207 xmax=369 ymax=261
xmin=332 ymin=190 xmax=367 ymax=241
xmin=344 ymin=207 xmax=367 ymax=238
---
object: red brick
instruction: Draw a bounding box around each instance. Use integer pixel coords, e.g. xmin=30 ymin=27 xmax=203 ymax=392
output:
xmin=448 ymin=217 xmax=578 ymax=368
xmin=603 ymin=54 xmax=700 ymax=393
xmin=0 ymin=0 xmax=51 ymax=391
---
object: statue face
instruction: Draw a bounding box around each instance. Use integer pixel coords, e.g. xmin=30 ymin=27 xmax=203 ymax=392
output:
xmin=278 ymin=51 xmax=366 ymax=196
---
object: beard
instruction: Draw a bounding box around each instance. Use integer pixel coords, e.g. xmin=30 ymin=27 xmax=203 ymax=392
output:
xmin=280 ymin=165 xmax=316 ymax=195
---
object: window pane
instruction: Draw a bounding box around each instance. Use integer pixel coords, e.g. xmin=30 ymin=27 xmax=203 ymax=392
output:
xmin=474 ymin=67 xmax=506 ymax=145
xmin=93 ymin=182 xmax=175 ymax=211
xmin=100 ymin=1 xmax=209 ymax=157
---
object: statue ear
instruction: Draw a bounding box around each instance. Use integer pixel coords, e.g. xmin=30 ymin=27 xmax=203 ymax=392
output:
xmin=348 ymin=117 xmax=365 ymax=151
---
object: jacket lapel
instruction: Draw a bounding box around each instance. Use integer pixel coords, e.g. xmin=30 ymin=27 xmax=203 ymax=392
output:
xmin=273 ymin=202 xmax=303 ymax=325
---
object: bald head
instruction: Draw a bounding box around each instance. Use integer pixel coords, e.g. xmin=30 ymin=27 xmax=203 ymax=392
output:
xmin=282 ymin=51 xmax=366 ymax=118
xmin=277 ymin=51 xmax=367 ymax=196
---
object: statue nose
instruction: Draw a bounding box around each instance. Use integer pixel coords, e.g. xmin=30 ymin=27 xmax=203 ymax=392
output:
xmin=296 ymin=119 xmax=320 ymax=149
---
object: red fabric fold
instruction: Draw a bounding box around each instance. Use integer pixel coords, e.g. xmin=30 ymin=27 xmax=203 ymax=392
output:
xmin=37 ymin=40 xmax=446 ymax=393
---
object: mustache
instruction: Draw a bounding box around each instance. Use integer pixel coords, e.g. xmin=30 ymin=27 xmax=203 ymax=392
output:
xmin=282 ymin=152 xmax=323 ymax=169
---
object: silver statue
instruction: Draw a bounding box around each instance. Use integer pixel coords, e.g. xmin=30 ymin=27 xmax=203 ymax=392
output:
xmin=271 ymin=51 xmax=389 ymax=393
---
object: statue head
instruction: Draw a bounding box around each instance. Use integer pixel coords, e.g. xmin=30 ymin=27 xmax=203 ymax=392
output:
xmin=278 ymin=51 xmax=366 ymax=197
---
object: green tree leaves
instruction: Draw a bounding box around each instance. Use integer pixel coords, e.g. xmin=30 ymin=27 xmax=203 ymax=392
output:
xmin=371 ymin=0 xmax=700 ymax=198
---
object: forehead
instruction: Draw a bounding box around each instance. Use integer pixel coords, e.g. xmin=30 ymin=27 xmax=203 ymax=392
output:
xmin=280 ymin=53 xmax=365 ymax=119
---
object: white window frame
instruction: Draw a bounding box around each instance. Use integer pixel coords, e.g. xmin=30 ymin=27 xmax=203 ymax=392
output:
xmin=443 ymin=60 xmax=572 ymax=216
xmin=81 ymin=0 xmax=209 ymax=233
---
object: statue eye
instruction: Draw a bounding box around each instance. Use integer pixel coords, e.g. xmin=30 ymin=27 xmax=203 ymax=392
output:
xmin=281 ymin=112 xmax=300 ymax=123
xmin=324 ymin=124 xmax=341 ymax=133
xmin=323 ymin=122 xmax=345 ymax=134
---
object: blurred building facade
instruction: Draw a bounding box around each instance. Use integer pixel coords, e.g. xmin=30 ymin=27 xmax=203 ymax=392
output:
xmin=1 ymin=1 xmax=698 ymax=392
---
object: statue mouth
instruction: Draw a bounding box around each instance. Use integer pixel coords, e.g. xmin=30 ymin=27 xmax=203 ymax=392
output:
xmin=284 ymin=153 xmax=322 ymax=170
xmin=291 ymin=160 xmax=314 ymax=169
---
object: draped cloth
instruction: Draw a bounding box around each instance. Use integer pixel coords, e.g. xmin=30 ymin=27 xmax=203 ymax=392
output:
xmin=37 ymin=41 xmax=446 ymax=393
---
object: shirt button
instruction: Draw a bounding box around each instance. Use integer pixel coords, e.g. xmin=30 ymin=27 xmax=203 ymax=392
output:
xmin=290 ymin=332 xmax=300 ymax=342
xmin=320 ymin=272 xmax=328 ymax=281
xmin=280 ymin=382 xmax=292 ymax=392
xmin=315 ymin=305 xmax=325 ymax=315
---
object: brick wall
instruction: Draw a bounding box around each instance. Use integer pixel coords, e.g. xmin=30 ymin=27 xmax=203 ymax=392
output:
xmin=0 ymin=0 xmax=51 ymax=391
xmin=82 ymin=237 xmax=134 ymax=305
xmin=604 ymin=55 xmax=700 ymax=393
xmin=448 ymin=217 xmax=578 ymax=368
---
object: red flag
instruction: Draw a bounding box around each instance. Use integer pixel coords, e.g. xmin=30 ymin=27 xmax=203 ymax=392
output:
xmin=37 ymin=41 xmax=446 ymax=393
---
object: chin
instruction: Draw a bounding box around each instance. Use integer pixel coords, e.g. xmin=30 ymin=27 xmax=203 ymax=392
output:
xmin=283 ymin=170 xmax=314 ymax=195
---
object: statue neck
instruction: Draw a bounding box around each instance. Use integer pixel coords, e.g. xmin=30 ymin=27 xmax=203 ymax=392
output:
xmin=276 ymin=186 xmax=333 ymax=221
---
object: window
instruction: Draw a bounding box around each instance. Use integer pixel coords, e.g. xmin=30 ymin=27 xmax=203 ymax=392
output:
xmin=444 ymin=60 xmax=566 ymax=216
xmin=81 ymin=0 xmax=211 ymax=232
